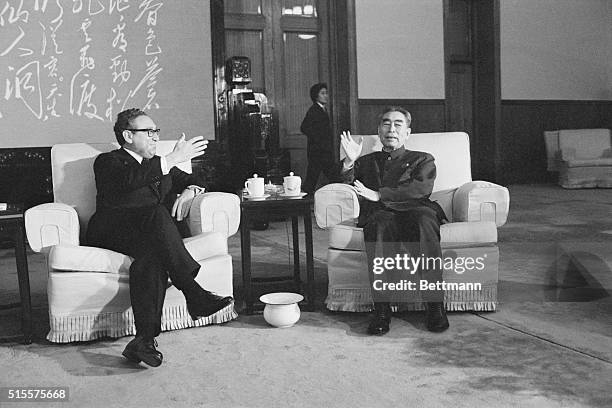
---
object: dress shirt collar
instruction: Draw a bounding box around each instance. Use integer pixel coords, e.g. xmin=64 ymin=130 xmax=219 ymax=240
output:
xmin=123 ymin=147 xmax=144 ymax=164
xmin=316 ymin=102 xmax=327 ymax=111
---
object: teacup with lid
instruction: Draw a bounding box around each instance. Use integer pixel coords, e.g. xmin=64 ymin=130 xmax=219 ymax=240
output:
xmin=283 ymin=172 xmax=301 ymax=196
xmin=245 ymin=174 xmax=265 ymax=197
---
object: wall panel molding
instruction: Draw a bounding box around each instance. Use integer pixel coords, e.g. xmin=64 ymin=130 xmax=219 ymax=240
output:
xmin=502 ymin=100 xmax=612 ymax=106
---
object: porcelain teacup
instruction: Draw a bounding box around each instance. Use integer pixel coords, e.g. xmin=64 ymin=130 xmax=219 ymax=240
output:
xmin=283 ymin=172 xmax=301 ymax=196
xmin=245 ymin=174 xmax=265 ymax=197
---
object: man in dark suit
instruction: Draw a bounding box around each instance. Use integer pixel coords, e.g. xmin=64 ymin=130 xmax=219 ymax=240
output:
xmin=340 ymin=106 xmax=449 ymax=335
xmin=86 ymin=108 xmax=233 ymax=367
xmin=300 ymin=83 xmax=336 ymax=194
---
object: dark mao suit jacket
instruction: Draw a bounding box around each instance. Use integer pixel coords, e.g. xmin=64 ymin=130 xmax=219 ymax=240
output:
xmin=341 ymin=146 xmax=446 ymax=226
xmin=86 ymin=148 xmax=203 ymax=251
xmin=300 ymin=103 xmax=333 ymax=160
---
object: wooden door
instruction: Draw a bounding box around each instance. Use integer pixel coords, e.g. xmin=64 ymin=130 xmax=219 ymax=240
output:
xmin=446 ymin=0 xmax=474 ymax=139
xmin=445 ymin=0 xmax=501 ymax=181
xmin=224 ymin=0 xmax=330 ymax=176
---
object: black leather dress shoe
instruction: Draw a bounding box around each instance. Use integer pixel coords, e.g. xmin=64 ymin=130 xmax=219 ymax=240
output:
xmin=426 ymin=302 xmax=449 ymax=332
xmin=187 ymin=290 xmax=233 ymax=321
xmin=122 ymin=336 xmax=163 ymax=367
xmin=367 ymin=303 xmax=392 ymax=335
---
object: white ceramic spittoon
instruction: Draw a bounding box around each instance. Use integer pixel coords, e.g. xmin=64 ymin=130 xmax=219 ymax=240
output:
xmin=259 ymin=292 xmax=304 ymax=328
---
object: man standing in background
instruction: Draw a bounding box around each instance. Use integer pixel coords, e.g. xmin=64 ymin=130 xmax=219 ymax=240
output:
xmin=300 ymin=83 xmax=337 ymax=194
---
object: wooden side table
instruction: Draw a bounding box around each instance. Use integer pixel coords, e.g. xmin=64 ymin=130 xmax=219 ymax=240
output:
xmin=0 ymin=204 xmax=32 ymax=344
xmin=240 ymin=195 xmax=314 ymax=314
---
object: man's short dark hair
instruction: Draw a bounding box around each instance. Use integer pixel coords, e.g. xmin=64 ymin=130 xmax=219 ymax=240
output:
xmin=380 ymin=106 xmax=412 ymax=127
xmin=309 ymin=83 xmax=327 ymax=103
xmin=113 ymin=108 xmax=147 ymax=145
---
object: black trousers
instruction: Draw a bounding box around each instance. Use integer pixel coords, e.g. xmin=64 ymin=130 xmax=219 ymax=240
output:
xmin=303 ymin=154 xmax=336 ymax=195
xmin=87 ymin=205 xmax=200 ymax=338
xmin=362 ymin=206 xmax=444 ymax=304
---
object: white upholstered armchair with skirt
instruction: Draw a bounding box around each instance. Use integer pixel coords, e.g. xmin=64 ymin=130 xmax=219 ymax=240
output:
xmin=314 ymin=132 xmax=509 ymax=312
xmin=25 ymin=142 xmax=239 ymax=343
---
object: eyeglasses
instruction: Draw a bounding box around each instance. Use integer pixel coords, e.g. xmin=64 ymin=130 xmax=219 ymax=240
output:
xmin=380 ymin=121 xmax=405 ymax=130
xmin=126 ymin=128 xmax=161 ymax=137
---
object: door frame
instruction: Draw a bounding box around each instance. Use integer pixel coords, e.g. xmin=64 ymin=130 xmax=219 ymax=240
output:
xmin=443 ymin=0 xmax=501 ymax=182
xmin=210 ymin=0 xmax=357 ymax=162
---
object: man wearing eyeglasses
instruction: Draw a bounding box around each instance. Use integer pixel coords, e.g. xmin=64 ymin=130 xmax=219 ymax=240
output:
xmin=86 ymin=108 xmax=233 ymax=367
xmin=339 ymin=106 xmax=449 ymax=336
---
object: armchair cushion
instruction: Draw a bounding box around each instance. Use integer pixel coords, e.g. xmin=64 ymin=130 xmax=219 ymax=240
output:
xmin=564 ymin=157 xmax=612 ymax=168
xmin=181 ymin=232 xmax=229 ymax=260
xmin=49 ymin=232 xmax=228 ymax=274
xmin=49 ymin=245 xmax=132 ymax=274
xmin=328 ymin=220 xmax=497 ymax=251
xmin=439 ymin=221 xmax=497 ymax=248
xmin=328 ymin=221 xmax=364 ymax=251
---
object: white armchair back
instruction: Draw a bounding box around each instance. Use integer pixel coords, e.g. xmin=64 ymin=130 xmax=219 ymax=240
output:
xmin=50 ymin=141 xmax=189 ymax=228
xmin=341 ymin=132 xmax=473 ymax=192
xmin=557 ymin=128 xmax=611 ymax=160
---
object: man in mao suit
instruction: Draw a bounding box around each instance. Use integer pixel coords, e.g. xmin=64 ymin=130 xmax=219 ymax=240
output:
xmin=340 ymin=106 xmax=449 ymax=335
xmin=300 ymin=83 xmax=337 ymax=194
xmin=86 ymin=108 xmax=233 ymax=367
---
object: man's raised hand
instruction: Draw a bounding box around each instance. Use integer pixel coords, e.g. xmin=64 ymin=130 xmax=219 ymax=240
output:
xmin=340 ymin=131 xmax=363 ymax=166
xmin=166 ymin=133 xmax=208 ymax=168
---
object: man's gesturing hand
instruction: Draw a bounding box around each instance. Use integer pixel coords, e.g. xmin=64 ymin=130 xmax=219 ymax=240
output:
xmin=353 ymin=180 xmax=380 ymax=202
xmin=172 ymin=189 xmax=195 ymax=221
xmin=166 ymin=133 xmax=208 ymax=168
xmin=340 ymin=131 xmax=363 ymax=166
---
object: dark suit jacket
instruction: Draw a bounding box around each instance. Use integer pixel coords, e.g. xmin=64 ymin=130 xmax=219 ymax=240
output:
xmin=86 ymin=148 xmax=204 ymax=247
xmin=341 ymin=146 xmax=446 ymax=226
xmin=300 ymin=103 xmax=333 ymax=159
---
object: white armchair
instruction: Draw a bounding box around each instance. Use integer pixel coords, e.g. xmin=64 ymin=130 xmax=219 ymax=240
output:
xmin=25 ymin=142 xmax=240 ymax=343
xmin=315 ymin=132 xmax=509 ymax=312
xmin=544 ymin=128 xmax=612 ymax=188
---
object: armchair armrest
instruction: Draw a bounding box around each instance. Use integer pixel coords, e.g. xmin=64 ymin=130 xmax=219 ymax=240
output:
xmin=560 ymin=147 xmax=576 ymax=161
xmin=314 ymin=183 xmax=360 ymax=229
xmin=452 ymin=181 xmax=509 ymax=227
xmin=25 ymin=203 xmax=80 ymax=252
xmin=186 ymin=192 xmax=240 ymax=238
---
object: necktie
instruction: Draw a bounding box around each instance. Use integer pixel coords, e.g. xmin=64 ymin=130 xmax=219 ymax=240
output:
xmin=142 ymin=158 xmax=161 ymax=195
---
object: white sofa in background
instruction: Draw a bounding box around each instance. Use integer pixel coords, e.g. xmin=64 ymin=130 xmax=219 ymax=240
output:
xmin=314 ymin=132 xmax=509 ymax=312
xmin=25 ymin=142 xmax=240 ymax=343
xmin=544 ymin=128 xmax=612 ymax=188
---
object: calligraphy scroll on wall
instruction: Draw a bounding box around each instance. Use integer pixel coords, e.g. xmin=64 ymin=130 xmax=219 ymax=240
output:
xmin=0 ymin=0 xmax=215 ymax=148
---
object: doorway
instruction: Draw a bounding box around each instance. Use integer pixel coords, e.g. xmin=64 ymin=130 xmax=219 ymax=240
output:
xmin=446 ymin=0 xmax=474 ymax=139
xmin=444 ymin=0 xmax=500 ymax=181
xmin=222 ymin=0 xmax=331 ymax=176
